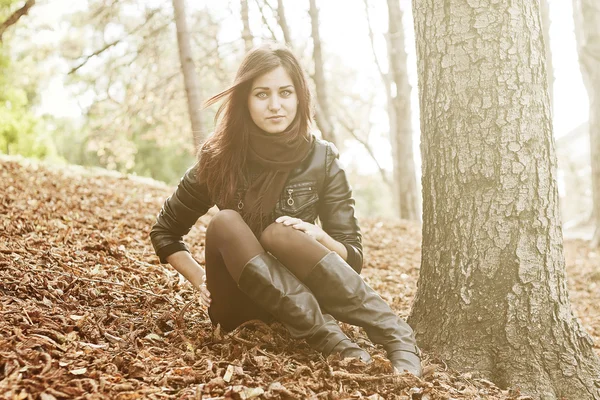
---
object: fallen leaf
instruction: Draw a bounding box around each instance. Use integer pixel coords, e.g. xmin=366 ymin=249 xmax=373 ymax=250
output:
xmin=223 ymin=364 xmax=234 ymax=382
xmin=69 ymin=368 xmax=87 ymax=375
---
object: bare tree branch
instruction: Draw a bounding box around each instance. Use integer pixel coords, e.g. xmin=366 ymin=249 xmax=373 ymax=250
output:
xmin=68 ymin=38 xmax=122 ymax=75
xmin=363 ymin=0 xmax=391 ymax=94
xmin=253 ymin=0 xmax=277 ymax=40
xmin=0 ymin=0 xmax=36 ymax=42
xmin=68 ymin=8 xmax=163 ymax=75
xmin=241 ymin=0 xmax=253 ymax=51
xmin=309 ymin=0 xmax=338 ymax=144
xmin=88 ymin=0 xmax=122 ymax=23
xmin=337 ymin=115 xmax=391 ymax=188
xmin=264 ymin=0 xmax=291 ymax=44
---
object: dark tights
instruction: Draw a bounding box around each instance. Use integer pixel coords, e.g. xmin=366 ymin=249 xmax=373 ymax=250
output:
xmin=205 ymin=210 xmax=330 ymax=331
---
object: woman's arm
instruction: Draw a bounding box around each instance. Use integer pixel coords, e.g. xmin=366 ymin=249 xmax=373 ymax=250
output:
xmin=166 ymin=251 xmax=211 ymax=306
xmin=150 ymin=162 xmax=214 ymax=263
xmin=317 ymin=143 xmax=364 ymax=272
xmin=166 ymin=251 xmax=205 ymax=288
xmin=150 ymin=162 xmax=214 ymax=306
xmin=317 ymin=231 xmax=348 ymax=260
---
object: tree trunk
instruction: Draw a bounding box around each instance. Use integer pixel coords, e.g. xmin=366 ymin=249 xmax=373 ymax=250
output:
xmin=540 ymin=0 xmax=553 ymax=112
xmin=573 ymin=0 xmax=600 ymax=247
xmin=240 ymin=0 xmax=253 ymax=52
xmin=308 ymin=0 xmax=338 ymax=145
xmin=386 ymin=0 xmax=420 ymax=221
xmin=408 ymin=0 xmax=600 ymax=398
xmin=276 ymin=0 xmax=292 ymax=45
xmin=172 ymin=0 xmax=204 ymax=151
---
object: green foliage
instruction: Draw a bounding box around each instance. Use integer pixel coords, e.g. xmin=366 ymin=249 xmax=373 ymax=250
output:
xmin=0 ymin=0 xmax=56 ymax=159
xmin=0 ymin=0 xmax=19 ymax=12
xmin=47 ymin=1 xmax=232 ymax=184
xmin=132 ymin=138 xmax=196 ymax=185
xmin=346 ymin=167 xmax=395 ymax=219
xmin=0 ymin=0 xmax=400 ymax=217
xmin=49 ymin=114 xmax=196 ymax=184
xmin=0 ymin=46 xmax=54 ymax=158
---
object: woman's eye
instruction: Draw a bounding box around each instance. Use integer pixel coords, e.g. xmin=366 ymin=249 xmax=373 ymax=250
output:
xmin=256 ymin=92 xmax=267 ymax=98
xmin=281 ymin=90 xmax=292 ymax=97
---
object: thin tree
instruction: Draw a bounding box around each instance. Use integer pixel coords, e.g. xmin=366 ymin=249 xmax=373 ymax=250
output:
xmin=275 ymin=0 xmax=389 ymax=180
xmin=362 ymin=0 xmax=396 ymax=191
xmin=241 ymin=0 xmax=253 ymax=52
xmin=386 ymin=0 xmax=420 ymax=220
xmin=275 ymin=0 xmax=291 ymax=45
xmin=172 ymin=0 xmax=204 ymax=150
xmin=409 ymin=0 xmax=600 ymax=397
xmin=573 ymin=0 xmax=600 ymax=247
xmin=308 ymin=0 xmax=338 ymax=145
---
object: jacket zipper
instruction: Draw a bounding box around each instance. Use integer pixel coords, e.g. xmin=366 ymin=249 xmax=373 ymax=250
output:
xmin=287 ymin=186 xmax=313 ymax=207
xmin=237 ymin=189 xmax=245 ymax=210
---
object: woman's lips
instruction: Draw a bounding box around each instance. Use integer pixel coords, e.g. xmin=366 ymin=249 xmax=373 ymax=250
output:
xmin=267 ymin=116 xmax=284 ymax=122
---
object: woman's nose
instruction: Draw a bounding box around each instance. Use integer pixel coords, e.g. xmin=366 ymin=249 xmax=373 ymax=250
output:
xmin=268 ymin=96 xmax=281 ymax=111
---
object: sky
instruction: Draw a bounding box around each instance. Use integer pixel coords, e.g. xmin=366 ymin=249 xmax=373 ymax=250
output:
xmin=33 ymin=0 xmax=589 ymax=175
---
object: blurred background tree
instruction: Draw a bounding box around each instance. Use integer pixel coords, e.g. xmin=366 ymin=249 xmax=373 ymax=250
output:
xmin=2 ymin=2 xmax=599 ymax=396
xmin=0 ymin=0 xmax=50 ymax=158
xmin=0 ymin=0 xmax=595 ymax=229
xmin=573 ymin=0 xmax=600 ymax=247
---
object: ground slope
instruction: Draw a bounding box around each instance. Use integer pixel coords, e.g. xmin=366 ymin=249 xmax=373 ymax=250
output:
xmin=1 ymin=156 xmax=598 ymax=399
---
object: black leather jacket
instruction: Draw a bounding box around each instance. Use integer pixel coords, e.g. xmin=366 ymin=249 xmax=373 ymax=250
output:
xmin=149 ymin=136 xmax=364 ymax=273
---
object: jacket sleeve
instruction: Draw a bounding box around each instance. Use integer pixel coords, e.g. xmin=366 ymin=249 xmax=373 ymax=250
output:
xmin=150 ymin=162 xmax=213 ymax=264
xmin=318 ymin=143 xmax=364 ymax=273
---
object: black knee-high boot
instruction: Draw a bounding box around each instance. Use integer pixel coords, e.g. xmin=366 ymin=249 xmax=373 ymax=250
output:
xmin=304 ymin=252 xmax=422 ymax=377
xmin=237 ymin=252 xmax=371 ymax=362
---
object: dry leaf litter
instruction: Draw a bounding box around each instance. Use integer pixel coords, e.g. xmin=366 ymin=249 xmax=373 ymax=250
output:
xmin=1 ymin=156 xmax=598 ymax=399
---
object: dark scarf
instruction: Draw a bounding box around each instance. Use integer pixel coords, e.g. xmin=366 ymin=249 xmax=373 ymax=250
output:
xmin=241 ymin=123 xmax=313 ymax=234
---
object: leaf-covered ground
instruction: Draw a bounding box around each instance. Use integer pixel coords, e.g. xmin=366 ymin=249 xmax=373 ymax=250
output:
xmin=1 ymin=156 xmax=599 ymax=400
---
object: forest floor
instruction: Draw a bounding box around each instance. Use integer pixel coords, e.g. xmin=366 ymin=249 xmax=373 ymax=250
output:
xmin=1 ymin=155 xmax=599 ymax=400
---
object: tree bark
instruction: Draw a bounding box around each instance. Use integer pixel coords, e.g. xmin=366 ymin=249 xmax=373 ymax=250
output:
xmin=0 ymin=0 xmax=35 ymax=42
xmin=540 ymin=0 xmax=553 ymax=112
xmin=386 ymin=0 xmax=420 ymax=221
xmin=240 ymin=0 xmax=253 ymax=52
xmin=573 ymin=0 xmax=600 ymax=247
xmin=172 ymin=0 xmax=204 ymax=151
xmin=308 ymin=0 xmax=338 ymax=145
xmin=408 ymin=0 xmax=600 ymax=398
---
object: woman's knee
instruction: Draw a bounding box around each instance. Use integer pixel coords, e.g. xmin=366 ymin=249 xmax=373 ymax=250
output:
xmin=259 ymin=222 xmax=296 ymax=252
xmin=207 ymin=209 xmax=245 ymax=238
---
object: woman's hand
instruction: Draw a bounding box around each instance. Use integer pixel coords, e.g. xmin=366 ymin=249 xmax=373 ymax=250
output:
xmin=198 ymin=273 xmax=212 ymax=307
xmin=276 ymin=216 xmax=349 ymax=260
xmin=165 ymin=251 xmax=212 ymax=308
xmin=276 ymin=216 xmax=326 ymax=242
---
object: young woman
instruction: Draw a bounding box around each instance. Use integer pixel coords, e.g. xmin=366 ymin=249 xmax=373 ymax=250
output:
xmin=150 ymin=42 xmax=421 ymax=377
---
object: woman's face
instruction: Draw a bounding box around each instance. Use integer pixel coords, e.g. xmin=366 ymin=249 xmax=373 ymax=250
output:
xmin=247 ymin=66 xmax=298 ymax=134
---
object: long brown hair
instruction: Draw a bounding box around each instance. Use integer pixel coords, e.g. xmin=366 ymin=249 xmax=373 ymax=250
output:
xmin=198 ymin=42 xmax=313 ymax=208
